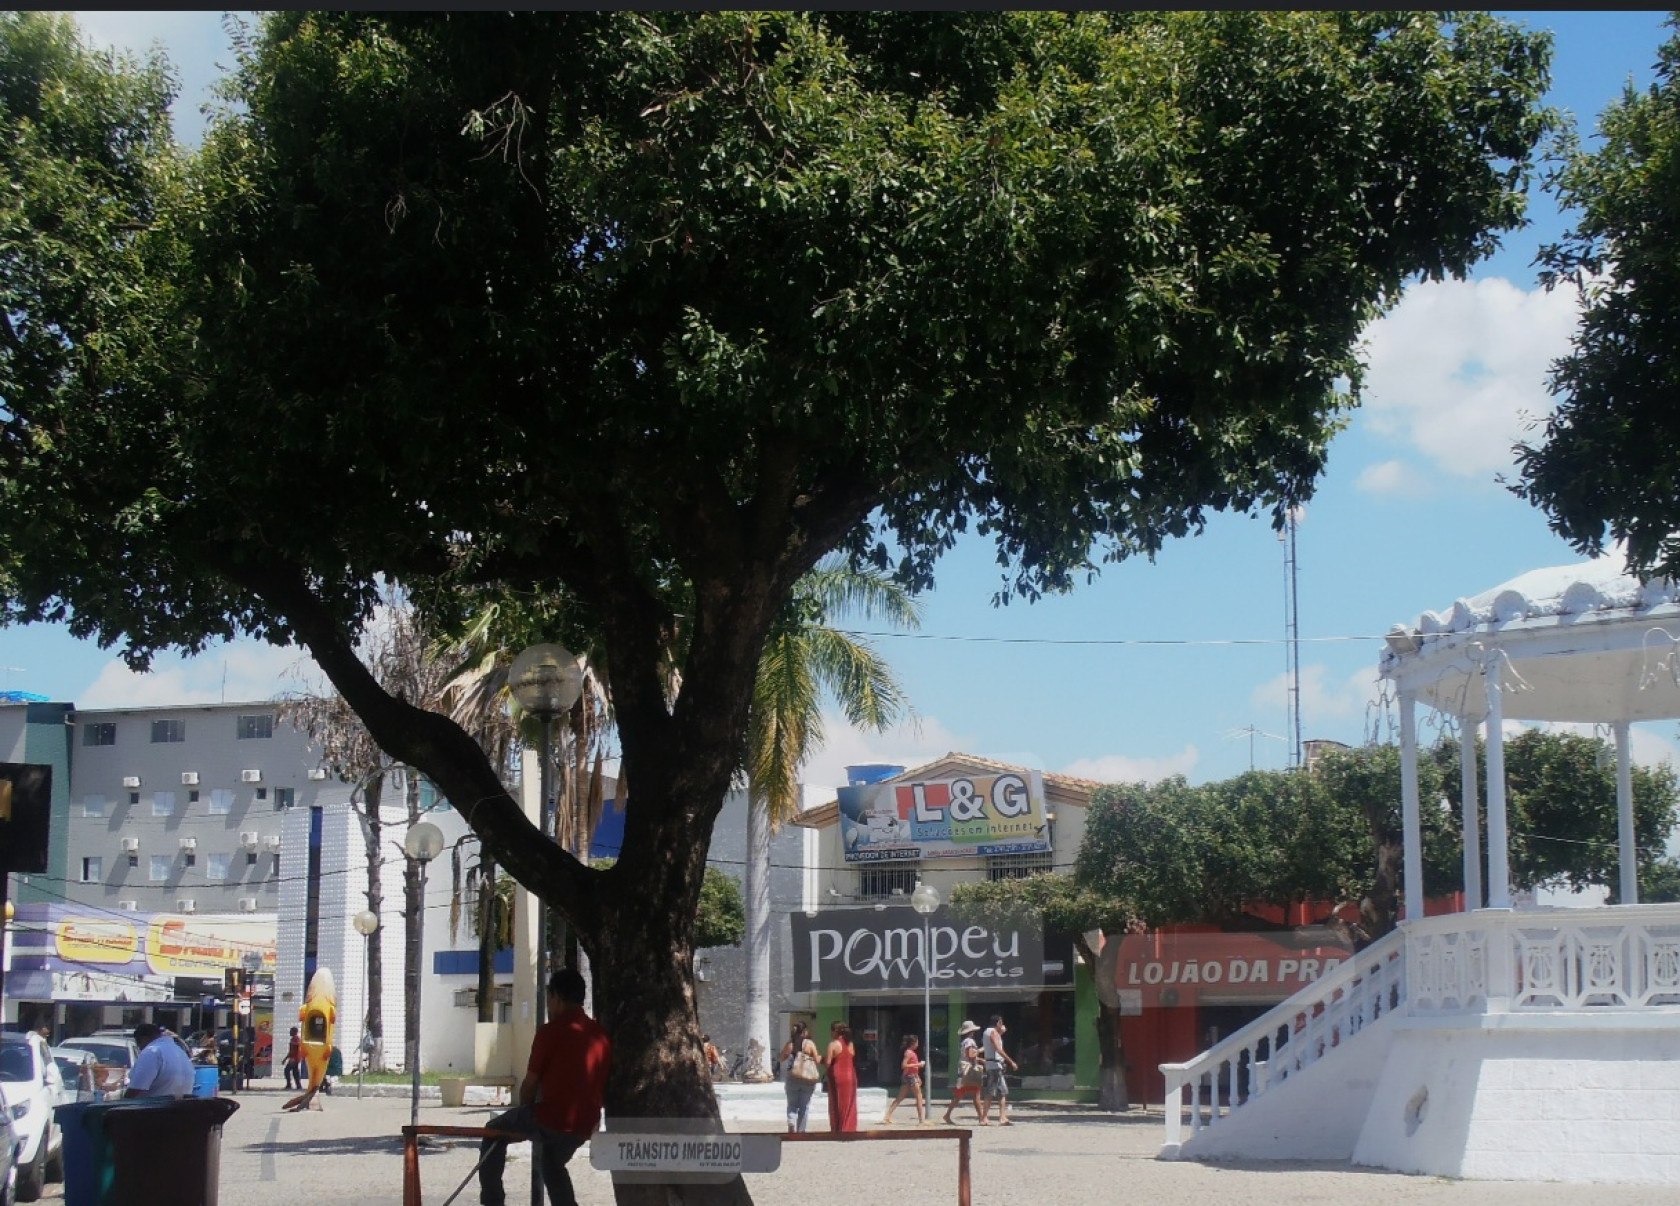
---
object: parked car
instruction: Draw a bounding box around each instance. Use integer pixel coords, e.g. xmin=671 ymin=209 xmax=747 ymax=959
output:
xmin=0 ymin=1106 xmax=21 ymax=1206
xmin=48 ymin=1048 xmax=99 ymax=1104
xmin=55 ymin=1034 xmax=137 ymax=1095
xmin=0 ymin=1031 xmax=63 ymax=1201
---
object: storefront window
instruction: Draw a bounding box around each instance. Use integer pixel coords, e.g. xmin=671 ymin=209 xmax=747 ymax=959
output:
xmin=966 ymin=991 xmax=1076 ymax=1081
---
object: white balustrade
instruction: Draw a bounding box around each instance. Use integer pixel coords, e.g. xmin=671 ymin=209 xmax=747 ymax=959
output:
xmin=1160 ymin=930 xmax=1404 ymax=1152
xmin=1161 ymin=903 xmax=1680 ymax=1155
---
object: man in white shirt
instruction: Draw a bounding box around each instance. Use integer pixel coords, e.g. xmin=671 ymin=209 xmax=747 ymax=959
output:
xmin=124 ymin=1022 xmax=196 ymax=1099
xmin=980 ymin=1015 xmax=1019 ymax=1126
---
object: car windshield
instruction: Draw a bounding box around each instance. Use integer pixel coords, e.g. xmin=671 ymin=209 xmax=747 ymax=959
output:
xmin=54 ymin=1056 xmax=88 ymax=1078
xmin=63 ymin=1040 xmax=131 ymax=1067
xmin=0 ymin=1040 xmax=32 ymax=1082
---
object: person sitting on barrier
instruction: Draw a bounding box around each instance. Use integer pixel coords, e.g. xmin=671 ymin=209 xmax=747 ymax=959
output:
xmin=125 ymin=1022 xmax=196 ymax=1099
xmin=478 ymin=967 xmax=611 ymax=1206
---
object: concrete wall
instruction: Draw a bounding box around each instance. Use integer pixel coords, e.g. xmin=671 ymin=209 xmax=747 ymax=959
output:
xmin=1354 ymin=1019 xmax=1680 ymax=1184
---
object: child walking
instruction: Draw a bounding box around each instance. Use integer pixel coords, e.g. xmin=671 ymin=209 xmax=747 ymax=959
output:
xmin=881 ymin=1033 xmax=926 ymax=1125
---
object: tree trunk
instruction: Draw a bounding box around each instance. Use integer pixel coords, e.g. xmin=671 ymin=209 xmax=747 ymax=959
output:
xmin=740 ymin=792 xmax=773 ymax=1082
xmin=363 ymin=776 xmax=386 ymax=1072
xmin=477 ymin=855 xmax=497 ymax=1025
xmin=1081 ymin=935 xmax=1128 ymax=1111
xmin=404 ymin=769 xmax=423 ymax=1071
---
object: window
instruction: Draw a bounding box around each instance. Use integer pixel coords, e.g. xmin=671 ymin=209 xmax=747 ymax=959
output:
xmin=128 ymin=791 xmax=139 ymax=806
xmin=208 ymin=789 xmax=234 ymax=816
xmin=82 ymin=795 xmax=108 ymax=819
xmin=150 ymin=718 xmax=185 ymax=743
xmin=151 ymin=792 xmax=176 ymax=818
xmin=246 ymin=851 xmax=258 ymax=867
xmin=255 ymin=787 xmax=268 ymax=801
xmin=81 ymin=722 xmax=116 ymax=747
xmin=207 ymin=853 xmax=233 ymax=881
xmin=148 ymin=855 xmax=171 ymax=882
xmin=857 ymin=864 xmax=920 ymax=900
xmin=274 ymin=787 xmax=294 ymax=810
xmin=987 ymin=852 xmax=1054 ymax=882
xmin=237 ymin=713 xmax=273 ymax=740
xmin=269 ymin=855 xmax=280 ymax=879
xmin=80 ymin=856 xmax=103 ymax=882
xmin=188 ymin=790 xmax=199 ymax=803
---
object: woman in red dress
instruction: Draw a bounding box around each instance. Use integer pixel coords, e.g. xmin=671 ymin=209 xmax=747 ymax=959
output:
xmin=825 ymin=1020 xmax=859 ymax=1132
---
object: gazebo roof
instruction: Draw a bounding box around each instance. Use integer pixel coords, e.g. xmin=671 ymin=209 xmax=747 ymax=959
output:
xmin=1379 ymin=557 xmax=1680 ymax=723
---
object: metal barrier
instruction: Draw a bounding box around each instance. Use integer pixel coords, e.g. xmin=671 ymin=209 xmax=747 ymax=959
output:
xmin=401 ymin=1124 xmax=973 ymax=1206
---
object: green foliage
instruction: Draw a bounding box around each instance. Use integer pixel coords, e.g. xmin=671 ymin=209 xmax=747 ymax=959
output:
xmin=948 ymin=870 xmax=1134 ymax=941
xmin=1518 ymin=19 xmax=1680 ymax=576
xmin=694 ymin=866 xmax=746 ymax=949
xmin=1077 ymin=733 xmax=1679 ymax=929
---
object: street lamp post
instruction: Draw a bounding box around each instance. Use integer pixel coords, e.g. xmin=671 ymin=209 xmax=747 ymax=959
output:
xmin=239 ymin=950 xmax=262 ymax=1088
xmin=353 ymin=909 xmax=380 ymax=1099
xmin=507 ymin=643 xmax=583 ymax=1206
xmin=910 ymin=881 xmax=942 ymax=1102
xmin=403 ymin=821 xmax=445 ymax=1131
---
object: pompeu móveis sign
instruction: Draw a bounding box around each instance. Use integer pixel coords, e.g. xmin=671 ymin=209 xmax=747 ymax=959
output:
xmin=790 ymin=906 xmax=1050 ymax=992
xmin=839 ymin=770 xmax=1051 ymax=863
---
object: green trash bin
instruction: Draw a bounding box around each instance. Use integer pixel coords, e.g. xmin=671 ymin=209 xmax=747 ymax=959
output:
xmin=57 ymin=1097 xmax=241 ymax=1206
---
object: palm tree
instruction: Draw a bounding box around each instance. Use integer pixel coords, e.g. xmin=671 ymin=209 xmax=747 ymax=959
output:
xmin=738 ymin=560 xmax=919 ymax=1079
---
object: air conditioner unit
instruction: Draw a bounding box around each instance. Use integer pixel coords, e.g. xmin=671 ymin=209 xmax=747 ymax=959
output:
xmin=239 ymin=831 xmax=260 ymax=850
xmin=263 ymin=834 xmax=282 ymax=852
xmin=176 ymin=899 xmax=196 ymax=914
xmin=117 ymin=900 xmax=138 ymax=912
xmin=307 ymin=768 xmax=328 ymax=781
xmin=241 ymin=769 xmax=263 ymax=783
xmin=239 ymin=897 xmax=258 ymax=913
xmin=121 ymin=775 xmax=141 ymax=788
xmin=181 ymin=772 xmax=199 ymax=786
xmin=178 ymin=836 xmax=197 ymax=851
xmin=120 ymin=836 xmax=141 ymax=854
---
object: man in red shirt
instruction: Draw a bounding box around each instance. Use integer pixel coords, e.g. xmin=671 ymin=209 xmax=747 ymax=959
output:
xmin=479 ymin=967 xmax=611 ymax=1206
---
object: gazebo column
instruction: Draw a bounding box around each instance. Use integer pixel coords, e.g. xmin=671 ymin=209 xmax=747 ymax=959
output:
xmin=1484 ymin=664 xmax=1512 ymax=909
xmin=1616 ymin=721 xmax=1637 ymax=905
xmin=1399 ymin=690 xmax=1424 ymax=922
xmin=1460 ymin=717 xmax=1482 ymax=911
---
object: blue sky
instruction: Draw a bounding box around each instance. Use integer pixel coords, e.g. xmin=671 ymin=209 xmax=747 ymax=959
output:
xmin=12 ymin=11 xmax=1677 ymax=791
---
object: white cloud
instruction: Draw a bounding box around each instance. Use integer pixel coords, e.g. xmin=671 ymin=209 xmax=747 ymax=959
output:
xmin=797 ymin=712 xmax=978 ymax=796
xmin=1060 ymin=746 xmax=1199 ymax=785
xmin=1360 ymin=276 xmax=1579 ymax=483
xmin=78 ymin=641 xmax=325 ymax=709
xmin=1529 ymin=721 xmax=1680 ymax=771
xmin=1251 ymin=663 xmax=1381 ymax=725
xmin=1355 ymin=458 xmax=1430 ymax=498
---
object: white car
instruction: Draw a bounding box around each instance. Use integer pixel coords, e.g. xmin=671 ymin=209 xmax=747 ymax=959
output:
xmin=0 ymin=1032 xmax=63 ymax=1202
xmin=55 ymin=1034 xmax=138 ymax=1096
xmin=48 ymin=1048 xmax=100 ymax=1105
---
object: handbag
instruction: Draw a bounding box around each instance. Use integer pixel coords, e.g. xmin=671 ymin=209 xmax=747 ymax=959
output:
xmin=788 ymin=1042 xmax=822 ymax=1083
xmin=959 ymin=1061 xmax=984 ymax=1089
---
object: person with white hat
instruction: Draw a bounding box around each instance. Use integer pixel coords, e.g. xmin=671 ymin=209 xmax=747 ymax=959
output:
xmin=942 ymin=1019 xmax=987 ymax=1125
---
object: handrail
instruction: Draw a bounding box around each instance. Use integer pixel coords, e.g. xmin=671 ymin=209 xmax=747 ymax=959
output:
xmin=1160 ymin=927 xmax=1406 ymax=1152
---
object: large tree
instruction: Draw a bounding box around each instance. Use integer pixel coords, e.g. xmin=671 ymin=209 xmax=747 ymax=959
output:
xmin=0 ymin=11 xmax=1552 ymax=1193
xmin=1518 ymin=18 xmax=1680 ymax=575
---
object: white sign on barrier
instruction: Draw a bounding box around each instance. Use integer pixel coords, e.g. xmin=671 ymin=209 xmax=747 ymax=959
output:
xmin=591 ymin=1134 xmax=781 ymax=1176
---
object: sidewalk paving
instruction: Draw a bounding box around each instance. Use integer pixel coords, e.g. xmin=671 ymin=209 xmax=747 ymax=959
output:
xmin=41 ymin=1093 xmax=1678 ymax=1204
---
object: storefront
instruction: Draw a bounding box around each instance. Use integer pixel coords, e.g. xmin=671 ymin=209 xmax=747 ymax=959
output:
xmin=1110 ymin=925 xmax=1357 ymax=1104
xmin=5 ymin=902 xmax=278 ymax=1072
xmin=788 ymin=902 xmax=1083 ymax=1093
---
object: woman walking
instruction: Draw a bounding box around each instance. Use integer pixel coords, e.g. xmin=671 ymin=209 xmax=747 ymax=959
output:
xmin=881 ymin=1034 xmax=926 ymax=1125
xmin=825 ymin=1020 xmax=859 ymax=1133
xmin=780 ymin=1022 xmax=823 ymax=1133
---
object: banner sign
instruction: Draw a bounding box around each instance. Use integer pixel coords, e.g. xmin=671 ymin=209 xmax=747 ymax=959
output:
xmin=12 ymin=903 xmax=277 ymax=984
xmin=839 ymin=770 xmax=1051 ymax=863
xmin=790 ymin=906 xmax=1055 ymax=992
xmin=1113 ymin=928 xmax=1354 ymax=1006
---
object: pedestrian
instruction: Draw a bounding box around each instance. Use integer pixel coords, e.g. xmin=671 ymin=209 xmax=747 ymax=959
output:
xmin=284 ymin=1026 xmax=303 ymax=1090
xmin=980 ymin=1015 xmax=1019 ymax=1126
xmin=943 ymin=1020 xmax=986 ymax=1126
xmin=702 ymin=1034 xmax=723 ymax=1079
xmin=124 ymin=1022 xmax=196 ymax=1099
xmin=779 ymin=1021 xmax=823 ymax=1133
xmin=881 ymin=1034 xmax=926 ymax=1125
xmin=825 ymin=1020 xmax=858 ymax=1133
xmin=478 ymin=968 xmax=611 ymax=1206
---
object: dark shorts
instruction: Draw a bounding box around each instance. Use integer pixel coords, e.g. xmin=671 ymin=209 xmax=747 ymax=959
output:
xmin=901 ymin=1073 xmax=921 ymax=1088
xmin=983 ymin=1065 xmax=1008 ymax=1099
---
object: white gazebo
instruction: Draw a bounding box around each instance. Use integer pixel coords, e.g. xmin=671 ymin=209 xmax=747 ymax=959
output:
xmin=1160 ymin=558 xmax=1680 ymax=1185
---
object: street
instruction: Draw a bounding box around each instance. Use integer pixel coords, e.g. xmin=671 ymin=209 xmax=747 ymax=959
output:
xmin=43 ymin=1087 xmax=1680 ymax=1205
